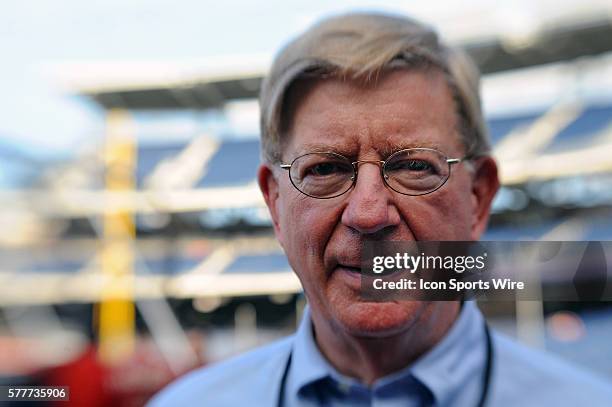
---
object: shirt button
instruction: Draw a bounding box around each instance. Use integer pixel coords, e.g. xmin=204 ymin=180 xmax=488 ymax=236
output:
xmin=337 ymin=381 xmax=351 ymax=395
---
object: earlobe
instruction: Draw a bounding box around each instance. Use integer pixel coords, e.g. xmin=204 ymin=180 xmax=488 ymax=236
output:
xmin=470 ymin=157 xmax=500 ymax=240
xmin=257 ymin=164 xmax=283 ymax=243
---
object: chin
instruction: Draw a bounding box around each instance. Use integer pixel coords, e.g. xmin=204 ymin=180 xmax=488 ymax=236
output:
xmin=332 ymin=299 xmax=427 ymax=338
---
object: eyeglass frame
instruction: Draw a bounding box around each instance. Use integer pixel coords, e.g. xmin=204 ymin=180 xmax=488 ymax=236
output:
xmin=279 ymin=147 xmax=470 ymax=199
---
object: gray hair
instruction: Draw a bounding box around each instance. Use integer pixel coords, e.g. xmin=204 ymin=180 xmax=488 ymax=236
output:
xmin=259 ymin=12 xmax=490 ymax=164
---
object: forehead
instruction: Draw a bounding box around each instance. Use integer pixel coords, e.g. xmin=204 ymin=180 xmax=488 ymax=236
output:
xmin=283 ymin=69 xmax=463 ymax=158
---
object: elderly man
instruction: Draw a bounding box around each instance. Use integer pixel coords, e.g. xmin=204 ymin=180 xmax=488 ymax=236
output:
xmin=150 ymin=12 xmax=612 ymax=406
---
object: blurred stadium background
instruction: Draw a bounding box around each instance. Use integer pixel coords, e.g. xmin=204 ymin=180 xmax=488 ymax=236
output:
xmin=1 ymin=1 xmax=612 ymax=405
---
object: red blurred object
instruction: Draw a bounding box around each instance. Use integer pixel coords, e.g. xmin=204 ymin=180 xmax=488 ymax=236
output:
xmin=42 ymin=346 xmax=112 ymax=407
xmin=40 ymin=336 xmax=205 ymax=407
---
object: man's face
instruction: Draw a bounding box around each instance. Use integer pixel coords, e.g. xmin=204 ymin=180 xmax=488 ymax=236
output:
xmin=259 ymin=69 xmax=498 ymax=337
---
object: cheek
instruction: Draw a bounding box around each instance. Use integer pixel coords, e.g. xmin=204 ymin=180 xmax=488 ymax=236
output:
xmin=400 ymin=178 xmax=474 ymax=240
xmin=277 ymin=190 xmax=341 ymax=272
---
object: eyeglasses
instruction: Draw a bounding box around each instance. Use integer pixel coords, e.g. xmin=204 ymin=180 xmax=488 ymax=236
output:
xmin=279 ymin=148 xmax=467 ymax=199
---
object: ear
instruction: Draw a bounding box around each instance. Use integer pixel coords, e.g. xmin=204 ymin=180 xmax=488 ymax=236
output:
xmin=469 ymin=156 xmax=500 ymax=240
xmin=257 ymin=164 xmax=283 ymax=245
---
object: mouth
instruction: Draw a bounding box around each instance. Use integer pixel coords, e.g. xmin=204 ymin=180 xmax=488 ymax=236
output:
xmin=333 ymin=264 xmax=363 ymax=284
xmin=336 ymin=264 xmax=361 ymax=274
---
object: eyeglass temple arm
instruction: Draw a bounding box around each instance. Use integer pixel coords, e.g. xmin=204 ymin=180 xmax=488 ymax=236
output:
xmin=448 ymin=151 xmax=482 ymax=164
xmin=280 ymin=164 xmax=291 ymax=170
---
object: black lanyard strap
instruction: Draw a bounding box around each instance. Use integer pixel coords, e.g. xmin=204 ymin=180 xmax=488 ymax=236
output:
xmin=478 ymin=323 xmax=494 ymax=407
xmin=277 ymin=349 xmax=293 ymax=407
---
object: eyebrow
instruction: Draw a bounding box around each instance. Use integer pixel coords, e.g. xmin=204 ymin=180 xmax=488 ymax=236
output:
xmin=293 ymin=142 xmax=358 ymax=157
xmin=289 ymin=140 xmax=446 ymax=160
xmin=377 ymin=141 xmax=445 ymax=158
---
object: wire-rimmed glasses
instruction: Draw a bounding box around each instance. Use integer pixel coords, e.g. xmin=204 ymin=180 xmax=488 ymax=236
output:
xmin=280 ymin=148 xmax=466 ymax=199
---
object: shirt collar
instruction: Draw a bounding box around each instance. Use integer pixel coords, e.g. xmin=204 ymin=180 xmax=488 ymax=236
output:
xmin=288 ymin=301 xmax=487 ymax=404
xmin=410 ymin=300 xmax=487 ymax=406
xmin=287 ymin=306 xmax=333 ymax=397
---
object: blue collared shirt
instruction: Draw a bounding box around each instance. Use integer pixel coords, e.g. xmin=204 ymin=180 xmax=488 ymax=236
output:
xmin=149 ymin=301 xmax=612 ymax=406
xmin=284 ymin=301 xmax=487 ymax=406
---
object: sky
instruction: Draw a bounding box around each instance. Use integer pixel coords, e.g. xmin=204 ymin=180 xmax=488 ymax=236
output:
xmin=0 ymin=0 xmax=608 ymax=159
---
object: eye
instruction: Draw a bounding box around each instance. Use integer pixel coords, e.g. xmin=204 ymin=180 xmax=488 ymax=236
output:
xmin=306 ymin=162 xmax=352 ymax=177
xmin=387 ymin=159 xmax=434 ymax=173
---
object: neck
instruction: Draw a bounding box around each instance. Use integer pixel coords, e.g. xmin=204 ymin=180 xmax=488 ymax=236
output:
xmin=311 ymin=301 xmax=460 ymax=386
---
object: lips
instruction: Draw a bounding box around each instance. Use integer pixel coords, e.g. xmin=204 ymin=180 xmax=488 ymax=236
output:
xmin=329 ymin=256 xmax=362 ymax=273
xmin=332 ymin=265 xmax=363 ymax=290
xmin=326 ymin=241 xmax=365 ymax=279
xmin=337 ymin=264 xmax=361 ymax=274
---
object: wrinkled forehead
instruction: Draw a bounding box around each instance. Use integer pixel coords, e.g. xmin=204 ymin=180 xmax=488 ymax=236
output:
xmin=278 ymin=67 xmax=463 ymax=159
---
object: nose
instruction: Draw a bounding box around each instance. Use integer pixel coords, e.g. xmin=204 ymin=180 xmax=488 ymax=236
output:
xmin=341 ymin=162 xmax=401 ymax=234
